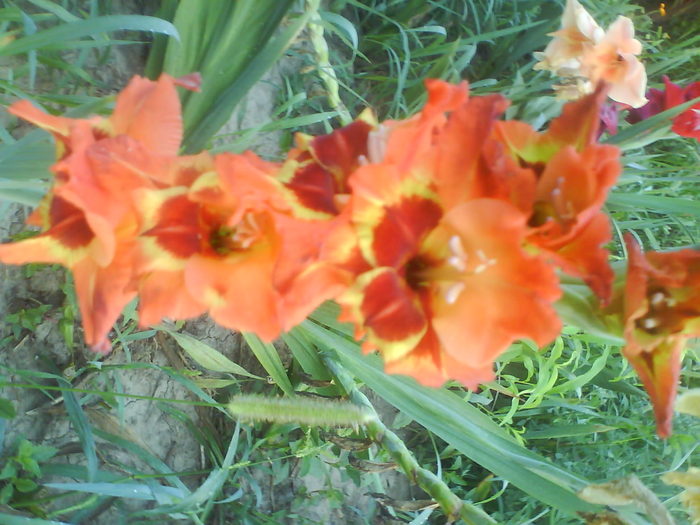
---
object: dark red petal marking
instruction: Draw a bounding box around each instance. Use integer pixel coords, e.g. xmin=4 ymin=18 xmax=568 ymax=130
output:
xmin=145 ymin=194 xmax=201 ymax=258
xmin=360 ymin=270 xmax=426 ymax=342
xmin=48 ymin=196 xmax=94 ymax=248
xmin=312 ymin=120 xmax=372 ymax=179
xmin=372 ymin=196 xmax=442 ymax=267
xmin=286 ymin=162 xmax=338 ymax=215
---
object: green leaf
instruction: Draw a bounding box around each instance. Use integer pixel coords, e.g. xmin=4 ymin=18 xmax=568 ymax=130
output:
xmin=0 ymin=397 xmax=16 ymax=419
xmin=43 ymin=481 xmax=184 ymax=501
xmin=0 ymin=15 xmax=179 ymax=57
xmin=161 ymin=329 xmax=262 ymax=380
xmin=0 ymin=483 xmax=14 ymax=505
xmin=151 ymin=0 xmax=311 ymax=152
xmin=0 ymin=512 xmax=72 ymax=525
xmin=242 ymin=333 xmax=295 ymax=397
xmin=282 ymin=330 xmax=330 ymax=380
xmin=30 ymin=444 xmax=57 ymax=463
xmin=555 ymin=284 xmax=625 ymax=346
xmin=13 ymin=477 xmax=37 ymax=492
xmin=548 ymin=345 xmax=612 ymax=396
xmin=57 ymin=379 xmax=98 ymax=482
xmin=20 ymin=458 xmax=40 ymax=478
xmin=607 ymin=193 xmax=700 ymax=218
xmin=524 ymin=424 xmax=615 ymax=440
xmin=0 ymin=461 xmax=17 ymax=480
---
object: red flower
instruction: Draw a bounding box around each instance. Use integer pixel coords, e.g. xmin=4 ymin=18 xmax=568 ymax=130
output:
xmin=626 ymin=75 xmax=700 ymax=140
xmin=622 ymin=234 xmax=700 ymax=438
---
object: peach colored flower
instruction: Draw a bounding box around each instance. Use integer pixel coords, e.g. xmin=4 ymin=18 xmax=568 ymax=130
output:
xmin=535 ymin=0 xmax=647 ymax=108
xmin=581 ymin=16 xmax=647 ymax=107
xmin=534 ymin=0 xmax=604 ymax=73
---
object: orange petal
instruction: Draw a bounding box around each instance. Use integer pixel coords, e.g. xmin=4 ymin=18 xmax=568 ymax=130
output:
xmin=310 ymin=119 xmax=373 ymax=184
xmin=186 ymin=252 xmax=281 ymax=341
xmin=0 ymin=195 xmax=95 ymax=267
xmin=370 ymin=195 xmax=443 ymax=268
xmin=622 ymin=339 xmax=682 ymax=438
xmin=138 ymin=270 xmax=206 ymax=327
xmin=140 ymin=191 xmax=202 ymax=260
xmin=110 ymin=74 xmax=183 ymax=157
xmin=273 ymin=214 xmax=351 ymax=330
xmin=72 ymin=245 xmax=137 ymax=353
xmin=538 ymin=212 xmax=614 ymax=304
xmin=432 ymin=199 xmax=562 ymax=366
xmin=8 ymin=100 xmax=72 ymax=138
xmin=547 ymin=83 xmax=608 ymax=151
xmin=341 ymin=267 xmax=428 ymax=363
xmin=435 ymin=94 xmax=511 ymax=208
xmin=280 ymin=160 xmax=340 ymax=217
xmin=384 ymin=328 xmax=496 ymax=389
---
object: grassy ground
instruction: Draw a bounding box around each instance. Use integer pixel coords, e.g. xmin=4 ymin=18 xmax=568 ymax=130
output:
xmin=0 ymin=1 xmax=698 ymax=524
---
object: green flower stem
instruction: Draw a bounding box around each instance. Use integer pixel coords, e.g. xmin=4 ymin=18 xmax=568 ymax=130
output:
xmin=307 ymin=0 xmax=353 ymax=126
xmin=322 ymin=354 xmax=496 ymax=525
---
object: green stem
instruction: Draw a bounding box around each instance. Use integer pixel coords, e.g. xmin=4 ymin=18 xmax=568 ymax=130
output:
xmin=322 ymin=354 xmax=496 ymax=525
xmin=306 ymin=0 xmax=353 ymax=126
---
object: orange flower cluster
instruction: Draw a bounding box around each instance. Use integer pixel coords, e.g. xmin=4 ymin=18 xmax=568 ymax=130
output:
xmin=2 ymin=74 xmax=695 ymax=437
xmin=0 ymin=74 xmax=621 ymax=389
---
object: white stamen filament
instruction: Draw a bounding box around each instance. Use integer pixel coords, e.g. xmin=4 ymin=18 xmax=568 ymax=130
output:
xmin=445 ymin=282 xmax=465 ymax=305
xmin=642 ymin=317 xmax=659 ymax=330
xmin=367 ymin=125 xmax=390 ymax=164
xmin=650 ymin=291 xmax=665 ymax=307
xmin=448 ymin=235 xmax=468 ymax=271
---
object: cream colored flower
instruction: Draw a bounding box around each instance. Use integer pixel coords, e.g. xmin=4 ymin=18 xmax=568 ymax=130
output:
xmin=534 ymin=0 xmax=603 ymax=72
xmin=582 ymin=16 xmax=648 ymax=107
xmin=662 ymin=468 xmax=700 ymax=525
xmin=535 ymin=1 xmax=648 ymax=108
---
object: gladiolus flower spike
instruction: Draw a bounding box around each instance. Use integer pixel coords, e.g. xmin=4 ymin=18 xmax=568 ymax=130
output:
xmin=6 ymin=72 xmax=685 ymax=445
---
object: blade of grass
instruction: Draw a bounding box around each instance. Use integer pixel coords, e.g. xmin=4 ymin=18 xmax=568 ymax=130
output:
xmin=182 ymin=7 xmax=312 ymax=152
xmin=56 ymin=378 xmax=98 ymax=482
xmin=160 ymin=328 xmax=262 ymax=380
xmin=241 ymin=333 xmax=295 ymax=397
xmin=0 ymin=15 xmax=178 ymax=57
xmin=43 ymin=481 xmax=184 ymax=502
xmin=607 ymin=194 xmax=700 ymax=218
xmin=0 ymin=514 xmax=72 ymax=525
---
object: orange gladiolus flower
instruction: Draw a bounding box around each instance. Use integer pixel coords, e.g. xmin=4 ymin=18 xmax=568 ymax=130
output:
xmin=0 ymin=187 xmax=138 ymax=353
xmin=338 ymin=173 xmax=562 ymax=387
xmin=622 ymin=234 xmax=700 ymax=438
xmin=135 ymin=153 xmax=284 ymax=340
xmin=492 ymin=86 xmax=620 ymax=304
xmin=0 ymin=74 xmax=200 ymax=352
xmin=333 ymin=81 xmax=563 ymax=387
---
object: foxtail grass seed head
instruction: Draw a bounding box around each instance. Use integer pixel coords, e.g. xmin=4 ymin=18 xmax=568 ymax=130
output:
xmin=227 ymin=394 xmax=373 ymax=428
